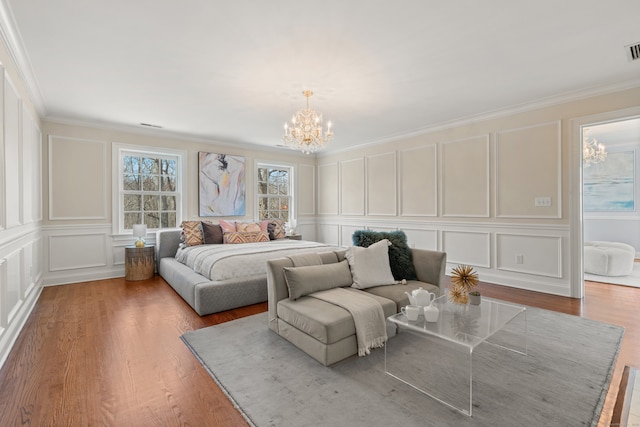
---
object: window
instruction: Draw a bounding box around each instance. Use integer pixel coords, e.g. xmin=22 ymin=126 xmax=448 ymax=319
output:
xmin=113 ymin=144 xmax=185 ymax=234
xmin=257 ymin=163 xmax=292 ymax=222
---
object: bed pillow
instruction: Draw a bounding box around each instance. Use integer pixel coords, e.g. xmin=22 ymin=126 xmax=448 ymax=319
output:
xmin=202 ymin=222 xmax=224 ymax=244
xmin=236 ymin=221 xmax=261 ymax=233
xmin=345 ymin=239 xmax=396 ymax=289
xmin=181 ymin=221 xmax=204 ymax=246
xmin=223 ymin=231 xmax=270 ymax=244
xmin=260 ymin=219 xmax=286 ymax=240
xmin=283 ymin=260 xmax=353 ymax=300
xmin=352 ymin=230 xmax=417 ymax=280
xmin=219 ymin=219 xmax=237 ymax=234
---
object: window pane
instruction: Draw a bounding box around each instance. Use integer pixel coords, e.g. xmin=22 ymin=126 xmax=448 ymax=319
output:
xmin=141 ymin=157 xmax=159 ymax=174
xmin=161 ymin=176 xmax=176 ymax=191
xmin=280 ymin=198 xmax=289 ymax=211
xmin=279 ymin=184 xmax=288 ymax=195
xmin=142 ymin=175 xmax=159 ymax=191
xmin=258 ymin=168 xmax=267 ymax=182
xmin=162 ymin=195 xmax=176 ymax=210
xmin=123 ymin=194 xmax=141 ymax=211
xmin=123 ymin=156 xmax=140 ymax=174
xmin=145 ymin=212 xmax=160 ymax=229
xmin=268 ymin=182 xmax=278 ymax=194
xmin=259 ymin=210 xmax=268 ymax=220
xmin=144 ymin=195 xmax=159 ymax=210
xmin=123 ymin=174 xmax=140 ymax=191
xmin=268 ymin=198 xmax=279 ymax=210
xmin=161 ymin=159 xmax=176 ymax=176
xmin=161 ymin=212 xmax=176 ymax=228
xmin=258 ymin=182 xmax=267 ymax=195
xmin=124 ymin=212 xmax=141 ymax=229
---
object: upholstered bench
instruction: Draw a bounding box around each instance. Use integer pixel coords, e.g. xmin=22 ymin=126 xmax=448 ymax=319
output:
xmin=584 ymin=241 xmax=635 ymax=277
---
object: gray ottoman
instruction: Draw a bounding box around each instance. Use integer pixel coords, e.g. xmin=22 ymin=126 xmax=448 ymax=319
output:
xmin=584 ymin=241 xmax=635 ymax=277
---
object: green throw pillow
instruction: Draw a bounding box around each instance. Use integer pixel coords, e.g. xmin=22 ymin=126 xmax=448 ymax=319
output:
xmin=352 ymin=230 xmax=417 ymax=281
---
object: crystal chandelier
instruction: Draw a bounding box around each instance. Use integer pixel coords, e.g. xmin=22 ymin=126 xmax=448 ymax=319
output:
xmin=283 ymin=90 xmax=333 ymax=154
xmin=583 ymin=130 xmax=607 ymax=167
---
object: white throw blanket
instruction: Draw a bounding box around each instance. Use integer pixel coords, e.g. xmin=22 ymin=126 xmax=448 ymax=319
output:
xmin=310 ymin=288 xmax=387 ymax=356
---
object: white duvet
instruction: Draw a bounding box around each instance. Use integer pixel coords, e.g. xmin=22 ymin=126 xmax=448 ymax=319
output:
xmin=174 ymin=240 xmax=336 ymax=281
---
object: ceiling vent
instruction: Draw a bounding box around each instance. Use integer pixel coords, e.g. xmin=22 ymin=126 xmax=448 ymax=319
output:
xmin=626 ymin=42 xmax=640 ymax=61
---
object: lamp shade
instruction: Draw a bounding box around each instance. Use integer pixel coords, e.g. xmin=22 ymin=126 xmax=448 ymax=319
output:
xmin=132 ymin=224 xmax=147 ymax=238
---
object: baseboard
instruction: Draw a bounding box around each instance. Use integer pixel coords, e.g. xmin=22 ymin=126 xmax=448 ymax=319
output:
xmin=0 ymin=284 xmax=43 ymax=371
xmin=42 ymin=267 xmax=125 ymax=286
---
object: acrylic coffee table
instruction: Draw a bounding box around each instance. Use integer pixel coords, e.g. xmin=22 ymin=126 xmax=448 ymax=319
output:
xmin=385 ymin=295 xmax=527 ymax=416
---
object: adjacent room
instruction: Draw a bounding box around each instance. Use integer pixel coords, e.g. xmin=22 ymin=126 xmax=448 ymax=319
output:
xmin=0 ymin=1 xmax=639 ymax=426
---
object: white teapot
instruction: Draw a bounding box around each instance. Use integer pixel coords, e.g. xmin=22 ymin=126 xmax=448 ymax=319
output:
xmin=404 ymin=287 xmax=436 ymax=307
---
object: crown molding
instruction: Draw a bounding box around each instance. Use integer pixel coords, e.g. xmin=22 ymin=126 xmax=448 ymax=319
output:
xmin=0 ymin=0 xmax=46 ymax=115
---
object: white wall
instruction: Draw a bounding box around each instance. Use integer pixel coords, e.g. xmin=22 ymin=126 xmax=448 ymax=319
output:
xmin=315 ymin=87 xmax=640 ymax=297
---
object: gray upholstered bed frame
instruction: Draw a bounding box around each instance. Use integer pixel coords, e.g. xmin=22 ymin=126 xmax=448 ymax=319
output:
xmin=156 ymin=229 xmax=269 ymax=316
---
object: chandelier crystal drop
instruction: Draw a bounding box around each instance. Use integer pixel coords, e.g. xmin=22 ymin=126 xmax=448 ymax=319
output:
xmin=283 ymin=90 xmax=333 ymax=154
xmin=583 ymin=130 xmax=607 ymax=167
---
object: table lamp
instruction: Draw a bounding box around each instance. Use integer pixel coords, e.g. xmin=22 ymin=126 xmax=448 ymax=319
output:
xmin=133 ymin=224 xmax=147 ymax=248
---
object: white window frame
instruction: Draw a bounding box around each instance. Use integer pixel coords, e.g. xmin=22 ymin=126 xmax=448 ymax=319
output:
xmin=255 ymin=160 xmax=295 ymax=224
xmin=112 ymin=143 xmax=187 ymax=236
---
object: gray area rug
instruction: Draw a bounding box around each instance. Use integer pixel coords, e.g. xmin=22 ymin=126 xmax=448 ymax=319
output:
xmin=182 ymin=308 xmax=623 ymax=427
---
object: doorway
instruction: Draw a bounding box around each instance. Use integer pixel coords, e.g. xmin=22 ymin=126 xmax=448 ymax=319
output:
xmin=578 ymin=114 xmax=640 ymax=291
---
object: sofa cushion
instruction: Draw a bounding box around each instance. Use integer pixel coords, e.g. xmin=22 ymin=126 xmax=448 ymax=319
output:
xmin=283 ymin=260 xmax=353 ymax=300
xmin=277 ymin=293 xmax=397 ymax=345
xmin=352 ymin=229 xmax=417 ymax=281
xmin=345 ymin=239 xmax=396 ymax=289
xmin=363 ymin=281 xmax=440 ymax=311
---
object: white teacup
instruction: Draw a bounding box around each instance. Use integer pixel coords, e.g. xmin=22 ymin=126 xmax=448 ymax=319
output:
xmin=401 ymin=305 xmax=421 ymax=321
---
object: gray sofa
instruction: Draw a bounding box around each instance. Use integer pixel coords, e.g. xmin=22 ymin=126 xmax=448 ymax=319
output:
xmin=267 ymin=248 xmax=447 ymax=366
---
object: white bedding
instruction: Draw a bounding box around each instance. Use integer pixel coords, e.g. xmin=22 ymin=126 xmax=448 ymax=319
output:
xmin=174 ymin=240 xmax=336 ymax=281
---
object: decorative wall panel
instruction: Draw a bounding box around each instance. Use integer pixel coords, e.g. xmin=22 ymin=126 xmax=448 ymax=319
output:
xmin=318 ymin=163 xmax=338 ymax=215
xmin=340 ymin=158 xmax=365 ymax=215
xmin=400 ymin=146 xmax=437 ymax=216
xmin=5 ymin=249 xmax=22 ymax=323
xmin=298 ymin=164 xmax=315 ymax=215
xmin=401 ymin=228 xmax=438 ymax=250
xmin=49 ymin=234 xmax=108 ymax=271
xmin=340 ymin=225 xmax=362 ymax=247
xmin=496 ymin=233 xmax=562 ymax=278
xmin=367 ymin=152 xmax=397 ymax=216
xmin=496 ymin=121 xmax=561 ymax=218
xmin=441 ymin=135 xmax=489 ymax=217
xmin=4 ymin=74 xmax=22 ymax=229
xmin=442 ymin=230 xmax=490 ymax=268
xmin=316 ymin=224 xmax=340 ymax=246
xmin=49 ymin=136 xmax=107 ymax=220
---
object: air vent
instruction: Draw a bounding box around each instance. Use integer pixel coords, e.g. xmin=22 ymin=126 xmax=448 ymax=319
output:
xmin=626 ymin=42 xmax=640 ymax=61
xmin=139 ymin=122 xmax=163 ymax=129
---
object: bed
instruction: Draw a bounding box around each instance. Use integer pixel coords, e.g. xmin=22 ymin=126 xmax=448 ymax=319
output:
xmin=156 ymin=229 xmax=336 ymax=315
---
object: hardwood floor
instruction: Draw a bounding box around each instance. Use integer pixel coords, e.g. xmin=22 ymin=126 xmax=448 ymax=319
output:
xmin=0 ymin=276 xmax=637 ymax=426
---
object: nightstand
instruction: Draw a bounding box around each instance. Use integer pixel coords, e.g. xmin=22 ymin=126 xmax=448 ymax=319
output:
xmin=285 ymin=234 xmax=302 ymax=240
xmin=125 ymin=245 xmax=155 ymax=281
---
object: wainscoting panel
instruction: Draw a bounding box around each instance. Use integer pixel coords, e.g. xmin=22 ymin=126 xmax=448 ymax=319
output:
xmin=21 ymin=241 xmax=35 ymax=298
xmin=317 ymin=163 xmax=339 ymax=215
xmin=48 ymin=136 xmax=107 ymax=220
xmin=441 ymin=135 xmax=490 ymax=217
xmin=340 ymin=157 xmax=365 ymax=215
xmin=340 ymin=225 xmax=362 ymax=247
xmin=5 ymin=248 xmax=22 ymax=324
xmin=367 ymin=152 xmax=397 ymax=216
xmin=316 ymin=223 xmax=340 ymax=247
xmin=399 ymin=146 xmax=437 ymax=217
xmin=0 ymin=260 xmax=4 ymax=330
xmin=496 ymin=233 xmax=563 ymax=278
xmin=401 ymin=228 xmax=438 ymax=251
xmin=297 ymin=164 xmax=315 ymax=216
xmin=442 ymin=230 xmax=491 ymax=268
xmin=22 ymin=107 xmax=42 ymax=224
xmin=496 ymin=121 xmax=562 ymax=218
xmin=4 ymin=73 xmax=22 ymax=229
xmin=49 ymin=233 xmax=108 ymax=271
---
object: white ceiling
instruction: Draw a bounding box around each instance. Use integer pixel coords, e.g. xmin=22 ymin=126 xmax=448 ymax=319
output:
xmin=4 ymin=0 xmax=640 ymax=153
